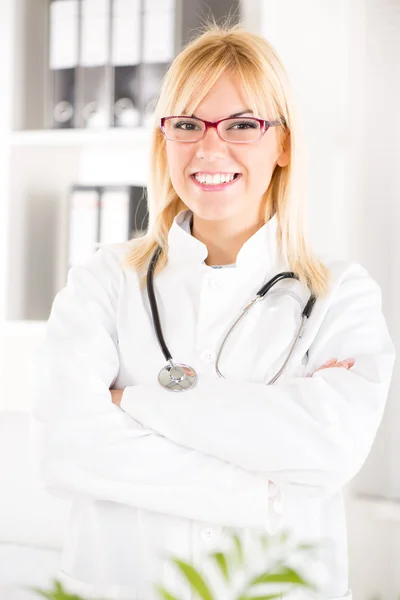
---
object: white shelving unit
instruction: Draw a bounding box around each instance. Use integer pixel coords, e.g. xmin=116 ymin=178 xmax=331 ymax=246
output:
xmin=0 ymin=0 xmax=155 ymax=413
xmin=0 ymin=0 xmax=241 ymax=325
xmin=10 ymin=126 xmax=152 ymax=146
xmin=0 ymin=1 xmax=155 ymax=324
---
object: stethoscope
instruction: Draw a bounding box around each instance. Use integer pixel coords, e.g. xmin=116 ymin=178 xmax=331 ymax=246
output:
xmin=147 ymin=245 xmax=317 ymax=392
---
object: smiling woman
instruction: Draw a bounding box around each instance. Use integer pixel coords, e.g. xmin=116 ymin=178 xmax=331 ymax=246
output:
xmin=31 ymin=19 xmax=395 ymax=600
xmin=162 ymin=75 xmax=288 ymax=258
xmin=125 ymin=22 xmax=326 ymax=294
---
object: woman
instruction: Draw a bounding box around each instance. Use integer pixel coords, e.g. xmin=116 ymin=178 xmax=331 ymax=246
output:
xmin=31 ymin=23 xmax=395 ymax=600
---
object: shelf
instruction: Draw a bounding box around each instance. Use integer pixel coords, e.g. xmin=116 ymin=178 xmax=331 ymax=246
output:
xmin=10 ymin=126 xmax=154 ymax=147
xmin=351 ymin=493 xmax=400 ymax=522
xmin=4 ymin=318 xmax=47 ymax=326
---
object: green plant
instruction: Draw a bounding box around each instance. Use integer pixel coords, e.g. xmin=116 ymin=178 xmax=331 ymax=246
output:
xmin=155 ymin=529 xmax=322 ymax=600
xmin=26 ymin=579 xmax=89 ymax=600
xmin=28 ymin=529 xmax=323 ymax=600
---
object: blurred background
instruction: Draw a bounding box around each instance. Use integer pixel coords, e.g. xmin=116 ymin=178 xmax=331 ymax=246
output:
xmin=0 ymin=0 xmax=399 ymax=598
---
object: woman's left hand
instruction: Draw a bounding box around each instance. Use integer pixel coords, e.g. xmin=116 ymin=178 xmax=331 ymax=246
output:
xmin=110 ymin=388 xmax=125 ymax=406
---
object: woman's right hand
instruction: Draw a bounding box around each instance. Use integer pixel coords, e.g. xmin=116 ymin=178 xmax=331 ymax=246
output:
xmin=313 ymin=358 xmax=355 ymax=375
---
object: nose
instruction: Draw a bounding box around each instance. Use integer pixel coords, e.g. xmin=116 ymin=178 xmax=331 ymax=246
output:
xmin=195 ymin=125 xmax=228 ymax=162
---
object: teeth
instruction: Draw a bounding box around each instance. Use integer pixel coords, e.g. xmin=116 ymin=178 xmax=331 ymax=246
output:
xmin=194 ymin=173 xmax=236 ymax=185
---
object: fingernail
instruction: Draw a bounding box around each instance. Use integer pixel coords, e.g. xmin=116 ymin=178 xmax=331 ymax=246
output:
xmin=323 ymin=359 xmax=336 ymax=366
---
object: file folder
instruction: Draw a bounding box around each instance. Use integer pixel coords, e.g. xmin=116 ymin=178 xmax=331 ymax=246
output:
xmin=78 ymin=0 xmax=112 ymax=128
xmin=99 ymin=185 xmax=149 ymax=244
xmin=49 ymin=0 xmax=80 ymax=128
xmin=111 ymin=0 xmax=141 ymax=127
xmin=67 ymin=186 xmax=101 ymax=266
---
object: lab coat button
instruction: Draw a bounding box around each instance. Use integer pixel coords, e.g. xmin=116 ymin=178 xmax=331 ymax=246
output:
xmin=200 ymin=350 xmax=215 ymax=363
xmin=200 ymin=527 xmax=215 ymax=542
xmin=208 ymin=276 xmax=225 ymax=289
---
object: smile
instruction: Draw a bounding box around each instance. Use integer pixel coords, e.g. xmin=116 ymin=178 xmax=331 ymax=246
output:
xmin=191 ymin=172 xmax=241 ymax=191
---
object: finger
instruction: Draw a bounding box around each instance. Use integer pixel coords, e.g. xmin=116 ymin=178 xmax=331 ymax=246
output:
xmin=316 ymin=359 xmax=338 ymax=371
xmin=323 ymin=359 xmax=337 ymax=366
xmin=338 ymin=358 xmax=355 ymax=369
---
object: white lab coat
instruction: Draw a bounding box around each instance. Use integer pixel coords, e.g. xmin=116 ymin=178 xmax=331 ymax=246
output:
xmin=31 ymin=209 xmax=395 ymax=600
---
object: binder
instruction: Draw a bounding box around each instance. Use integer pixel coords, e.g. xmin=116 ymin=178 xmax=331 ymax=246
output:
xmin=49 ymin=0 xmax=80 ymax=128
xmin=67 ymin=186 xmax=101 ymax=267
xmin=142 ymin=0 xmax=175 ymax=64
xmin=111 ymin=0 xmax=141 ymax=127
xmin=141 ymin=0 xmax=175 ymax=126
xmin=99 ymin=185 xmax=149 ymax=244
xmin=78 ymin=0 xmax=111 ymax=128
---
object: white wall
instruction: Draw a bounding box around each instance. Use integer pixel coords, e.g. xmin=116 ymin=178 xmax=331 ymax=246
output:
xmin=241 ymin=0 xmax=400 ymax=597
xmin=0 ymin=0 xmax=14 ymax=398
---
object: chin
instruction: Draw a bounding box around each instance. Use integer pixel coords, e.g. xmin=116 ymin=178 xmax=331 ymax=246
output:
xmin=192 ymin=205 xmax=239 ymax=223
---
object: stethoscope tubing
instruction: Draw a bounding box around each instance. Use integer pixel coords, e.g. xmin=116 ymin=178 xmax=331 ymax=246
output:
xmin=147 ymin=245 xmax=317 ymax=386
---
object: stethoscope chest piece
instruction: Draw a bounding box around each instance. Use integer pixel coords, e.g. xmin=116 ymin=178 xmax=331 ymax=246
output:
xmin=158 ymin=363 xmax=197 ymax=391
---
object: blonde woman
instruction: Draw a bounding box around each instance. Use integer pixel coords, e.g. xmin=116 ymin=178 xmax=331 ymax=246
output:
xmin=31 ymin=23 xmax=395 ymax=600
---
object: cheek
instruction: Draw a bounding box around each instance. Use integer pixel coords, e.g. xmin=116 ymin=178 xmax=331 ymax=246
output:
xmin=166 ymin=145 xmax=192 ymax=186
xmin=245 ymin=145 xmax=277 ymax=187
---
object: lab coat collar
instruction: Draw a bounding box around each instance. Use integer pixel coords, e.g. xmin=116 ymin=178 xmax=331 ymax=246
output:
xmin=167 ymin=209 xmax=280 ymax=274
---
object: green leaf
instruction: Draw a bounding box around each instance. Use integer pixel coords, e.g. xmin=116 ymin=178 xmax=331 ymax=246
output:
xmin=209 ymin=551 xmax=230 ymax=582
xmin=171 ymin=558 xmax=214 ymax=600
xmin=27 ymin=579 xmax=87 ymax=599
xmin=296 ymin=542 xmax=323 ymax=552
xmin=232 ymin=533 xmax=244 ymax=564
xmin=279 ymin=531 xmax=288 ymax=544
xmin=154 ymin=583 xmax=181 ymax=600
xmin=27 ymin=589 xmax=55 ymax=600
xmin=250 ymin=567 xmax=310 ymax=586
xmin=259 ymin=534 xmax=270 ymax=551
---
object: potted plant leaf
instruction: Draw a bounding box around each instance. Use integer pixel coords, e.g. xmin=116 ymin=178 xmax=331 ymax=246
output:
xmin=28 ymin=529 xmax=324 ymax=600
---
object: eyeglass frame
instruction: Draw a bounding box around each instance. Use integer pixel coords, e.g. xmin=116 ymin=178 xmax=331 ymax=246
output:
xmin=159 ymin=115 xmax=284 ymax=144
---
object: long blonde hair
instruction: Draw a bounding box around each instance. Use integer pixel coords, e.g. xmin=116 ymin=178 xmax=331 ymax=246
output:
xmin=124 ymin=21 xmax=331 ymax=297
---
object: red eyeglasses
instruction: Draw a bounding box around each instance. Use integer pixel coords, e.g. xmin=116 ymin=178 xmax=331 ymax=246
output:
xmin=160 ymin=115 xmax=283 ymax=143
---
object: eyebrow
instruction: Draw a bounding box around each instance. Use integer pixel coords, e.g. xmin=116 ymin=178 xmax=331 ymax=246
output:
xmin=191 ymin=110 xmax=254 ymax=119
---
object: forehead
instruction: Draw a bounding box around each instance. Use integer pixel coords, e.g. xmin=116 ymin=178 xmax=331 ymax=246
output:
xmin=183 ymin=72 xmax=253 ymax=120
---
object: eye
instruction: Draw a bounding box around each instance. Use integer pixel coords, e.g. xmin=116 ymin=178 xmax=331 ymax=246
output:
xmin=229 ymin=120 xmax=258 ymax=130
xmin=173 ymin=120 xmax=200 ymax=131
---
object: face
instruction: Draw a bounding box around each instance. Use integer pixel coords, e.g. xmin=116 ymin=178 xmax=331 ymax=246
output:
xmin=164 ymin=72 xmax=289 ymax=229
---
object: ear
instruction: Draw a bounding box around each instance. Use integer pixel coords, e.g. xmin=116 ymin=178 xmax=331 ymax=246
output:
xmin=277 ymin=131 xmax=290 ymax=167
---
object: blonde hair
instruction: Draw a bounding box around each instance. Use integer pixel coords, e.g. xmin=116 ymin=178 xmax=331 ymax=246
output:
xmin=124 ymin=21 xmax=331 ymax=297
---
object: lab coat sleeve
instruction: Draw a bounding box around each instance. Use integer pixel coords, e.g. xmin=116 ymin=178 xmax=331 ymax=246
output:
xmin=120 ymin=262 xmax=396 ymax=497
xmin=30 ymin=246 xmax=275 ymax=529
